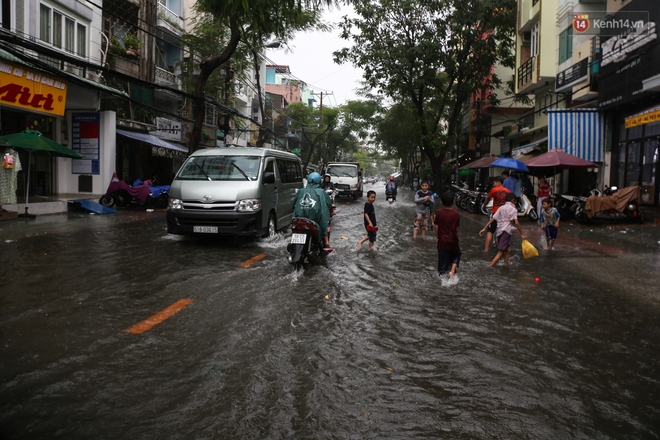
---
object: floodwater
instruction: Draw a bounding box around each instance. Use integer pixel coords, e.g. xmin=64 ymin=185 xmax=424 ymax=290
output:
xmin=1 ymin=185 xmax=659 ymax=439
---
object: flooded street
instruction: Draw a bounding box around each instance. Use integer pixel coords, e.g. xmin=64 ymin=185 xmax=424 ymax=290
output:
xmin=1 ymin=186 xmax=660 ymax=439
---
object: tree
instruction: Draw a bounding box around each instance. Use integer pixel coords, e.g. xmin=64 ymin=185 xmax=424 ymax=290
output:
xmin=187 ymin=0 xmax=336 ymax=153
xmin=285 ymin=102 xmax=339 ymax=167
xmin=324 ymin=99 xmax=380 ymax=162
xmin=335 ymin=0 xmax=516 ymax=191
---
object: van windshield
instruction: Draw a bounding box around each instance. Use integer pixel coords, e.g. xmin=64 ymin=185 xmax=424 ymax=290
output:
xmin=327 ymin=165 xmax=357 ymax=178
xmin=176 ymin=156 xmax=261 ymax=181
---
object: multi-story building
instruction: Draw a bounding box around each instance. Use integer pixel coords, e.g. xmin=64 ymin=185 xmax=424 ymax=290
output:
xmin=0 ymin=0 xmax=120 ymax=208
xmin=265 ymin=64 xmax=316 ymax=107
xmin=510 ymin=0 xmax=559 ymax=156
xmin=599 ymin=0 xmax=660 ymax=206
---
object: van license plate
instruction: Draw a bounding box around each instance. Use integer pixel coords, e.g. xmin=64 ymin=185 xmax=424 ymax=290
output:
xmin=291 ymin=233 xmax=307 ymax=244
xmin=194 ymin=226 xmax=218 ymax=233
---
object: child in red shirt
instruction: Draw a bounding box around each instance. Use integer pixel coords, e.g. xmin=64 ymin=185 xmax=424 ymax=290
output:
xmin=433 ymin=192 xmax=461 ymax=277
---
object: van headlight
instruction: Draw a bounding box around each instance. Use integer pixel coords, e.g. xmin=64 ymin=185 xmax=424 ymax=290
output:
xmin=237 ymin=198 xmax=261 ymax=212
xmin=169 ymin=198 xmax=183 ymax=210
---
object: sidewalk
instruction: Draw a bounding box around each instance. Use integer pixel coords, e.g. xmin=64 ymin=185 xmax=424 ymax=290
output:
xmin=1 ymin=193 xmax=103 ymax=216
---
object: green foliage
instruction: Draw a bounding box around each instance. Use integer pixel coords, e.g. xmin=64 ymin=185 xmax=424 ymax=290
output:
xmin=109 ymin=37 xmax=124 ymax=57
xmin=123 ymin=33 xmax=141 ymax=50
xmin=334 ymin=0 xmax=517 ymax=190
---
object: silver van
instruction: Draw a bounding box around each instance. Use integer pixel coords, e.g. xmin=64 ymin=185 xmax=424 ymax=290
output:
xmin=166 ymin=148 xmax=303 ymax=237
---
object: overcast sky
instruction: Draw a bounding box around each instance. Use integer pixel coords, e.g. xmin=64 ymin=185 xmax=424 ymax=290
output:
xmin=264 ymin=6 xmax=366 ymax=107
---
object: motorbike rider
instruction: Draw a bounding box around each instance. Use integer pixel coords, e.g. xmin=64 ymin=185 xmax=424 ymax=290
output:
xmin=320 ymin=174 xmax=336 ymax=191
xmin=292 ymin=172 xmax=333 ymax=250
xmin=385 ymin=177 xmax=398 ymax=198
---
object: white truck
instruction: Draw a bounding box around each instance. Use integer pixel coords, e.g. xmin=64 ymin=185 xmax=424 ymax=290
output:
xmin=326 ymin=162 xmax=363 ymax=199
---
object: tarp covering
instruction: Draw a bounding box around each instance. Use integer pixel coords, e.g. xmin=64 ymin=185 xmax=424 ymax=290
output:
xmin=512 ymin=137 xmax=547 ymax=158
xmin=548 ymin=109 xmax=603 ymax=162
xmin=68 ymin=199 xmax=117 ymax=214
xmin=117 ymin=129 xmax=189 ymax=153
xmin=584 ymin=186 xmax=641 ymax=218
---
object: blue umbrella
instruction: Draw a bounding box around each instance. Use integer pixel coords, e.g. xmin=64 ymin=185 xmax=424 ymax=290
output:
xmin=490 ymin=157 xmax=529 ymax=173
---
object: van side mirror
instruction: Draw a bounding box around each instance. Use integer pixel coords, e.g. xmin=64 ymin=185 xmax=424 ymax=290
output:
xmin=263 ymin=172 xmax=275 ymax=184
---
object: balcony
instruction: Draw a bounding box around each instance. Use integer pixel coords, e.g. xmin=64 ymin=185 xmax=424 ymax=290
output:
xmin=155 ymin=66 xmax=178 ymax=86
xmin=233 ymin=83 xmax=249 ymax=106
xmin=517 ymin=56 xmax=537 ymax=93
xmin=157 ymin=3 xmax=183 ymax=37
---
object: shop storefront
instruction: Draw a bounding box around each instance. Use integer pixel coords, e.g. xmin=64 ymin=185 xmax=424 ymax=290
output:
xmin=598 ymin=0 xmax=660 ymax=205
xmin=614 ymin=105 xmax=660 ymax=205
xmin=0 ymin=58 xmax=67 ymax=204
xmin=116 ymin=127 xmax=187 ymax=185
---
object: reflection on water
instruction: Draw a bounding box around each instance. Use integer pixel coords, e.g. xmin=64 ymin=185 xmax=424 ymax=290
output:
xmin=1 ymin=194 xmax=659 ymax=439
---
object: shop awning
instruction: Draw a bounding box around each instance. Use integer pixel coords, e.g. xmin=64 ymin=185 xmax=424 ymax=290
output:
xmin=548 ymin=109 xmax=603 ymax=162
xmin=511 ymin=137 xmax=547 ymax=158
xmin=117 ymin=129 xmax=189 ymax=153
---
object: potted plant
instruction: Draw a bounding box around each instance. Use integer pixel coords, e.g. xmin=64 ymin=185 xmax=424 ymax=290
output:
xmin=123 ymin=33 xmax=141 ymax=57
xmin=109 ymin=37 xmax=124 ymax=57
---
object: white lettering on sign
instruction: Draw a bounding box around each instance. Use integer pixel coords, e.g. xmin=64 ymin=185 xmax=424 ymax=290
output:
xmin=602 ymin=21 xmax=657 ymax=67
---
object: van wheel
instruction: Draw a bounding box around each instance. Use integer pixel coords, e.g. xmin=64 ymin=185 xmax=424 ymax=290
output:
xmin=263 ymin=213 xmax=277 ymax=238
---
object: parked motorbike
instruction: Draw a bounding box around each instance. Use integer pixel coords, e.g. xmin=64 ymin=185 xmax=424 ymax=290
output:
xmin=574 ymin=185 xmax=644 ymax=224
xmin=482 ymin=193 xmax=538 ymax=221
xmin=552 ymin=194 xmax=587 ymax=220
xmin=99 ymin=173 xmax=170 ymax=209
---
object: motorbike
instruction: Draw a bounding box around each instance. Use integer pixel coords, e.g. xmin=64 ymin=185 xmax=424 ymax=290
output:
xmin=288 ymin=190 xmax=336 ymax=271
xmin=552 ymin=194 xmax=587 ymax=220
xmin=287 ymin=218 xmax=326 ymax=270
xmin=482 ymin=193 xmax=538 ymax=221
xmin=386 ymin=191 xmax=396 ymax=204
xmin=574 ymin=185 xmax=644 ymax=224
xmin=99 ymin=172 xmax=170 ymax=209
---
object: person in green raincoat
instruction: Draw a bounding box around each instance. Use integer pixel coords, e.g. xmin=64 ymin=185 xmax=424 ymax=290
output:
xmin=292 ymin=172 xmax=333 ymax=248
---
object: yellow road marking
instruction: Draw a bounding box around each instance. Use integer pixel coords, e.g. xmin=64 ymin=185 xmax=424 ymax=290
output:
xmin=126 ymin=299 xmax=194 ymax=334
xmin=240 ymin=253 xmax=267 ymax=268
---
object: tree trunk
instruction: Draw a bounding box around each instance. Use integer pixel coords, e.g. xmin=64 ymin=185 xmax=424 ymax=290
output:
xmin=252 ymin=48 xmax=268 ymax=149
xmin=189 ymin=20 xmax=241 ymax=154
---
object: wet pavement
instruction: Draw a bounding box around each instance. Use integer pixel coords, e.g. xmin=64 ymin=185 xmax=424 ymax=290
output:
xmin=1 ymin=187 xmax=660 ymax=439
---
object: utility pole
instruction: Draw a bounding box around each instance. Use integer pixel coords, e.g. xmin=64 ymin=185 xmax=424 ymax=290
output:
xmin=316 ymin=91 xmax=333 ymax=125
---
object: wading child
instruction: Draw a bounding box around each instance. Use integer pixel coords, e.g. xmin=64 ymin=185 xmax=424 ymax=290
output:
xmin=479 ymin=193 xmax=526 ymax=266
xmin=433 ymin=192 xmax=461 ymax=278
xmin=358 ymin=190 xmax=377 ymax=249
xmin=414 ymin=181 xmax=434 ymax=238
xmin=540 ymin=197 xmax=561 ymax=250
xmin=482 ymin=176 xmax=510 ymax=252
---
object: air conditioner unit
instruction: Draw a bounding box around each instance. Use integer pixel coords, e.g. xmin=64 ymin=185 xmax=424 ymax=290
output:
xmin=522 ymin=32 xmax=531 ymax=43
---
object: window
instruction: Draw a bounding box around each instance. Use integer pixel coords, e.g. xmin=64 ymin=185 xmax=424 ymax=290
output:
xmin=1 ymin=0 xmax=12 ymax=30
xmin=558 ymin=27 xmax=573 ymax=64
xmin=276 ymin=159 xmax=302 ymax=183
xmin=77 ymin=23 xmax=86 ymax=57
xmin=40 ymin=5 xmax=51 ymax=43
xmin=64 ymin=17 xmax=74 ymax=53
xmin=53 ymin=11 xmax=62 ymax=48
xmin=530 ymin=22 xmax=539 ymax=58
xmin=39 ymin=3 xmax=88 ymax=58
xmin=176 ymin=156 xmax=261 ymax=181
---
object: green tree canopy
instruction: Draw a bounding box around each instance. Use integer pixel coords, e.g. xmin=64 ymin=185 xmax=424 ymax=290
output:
xmin=335 ymin=0 xmax=516 ymax=190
